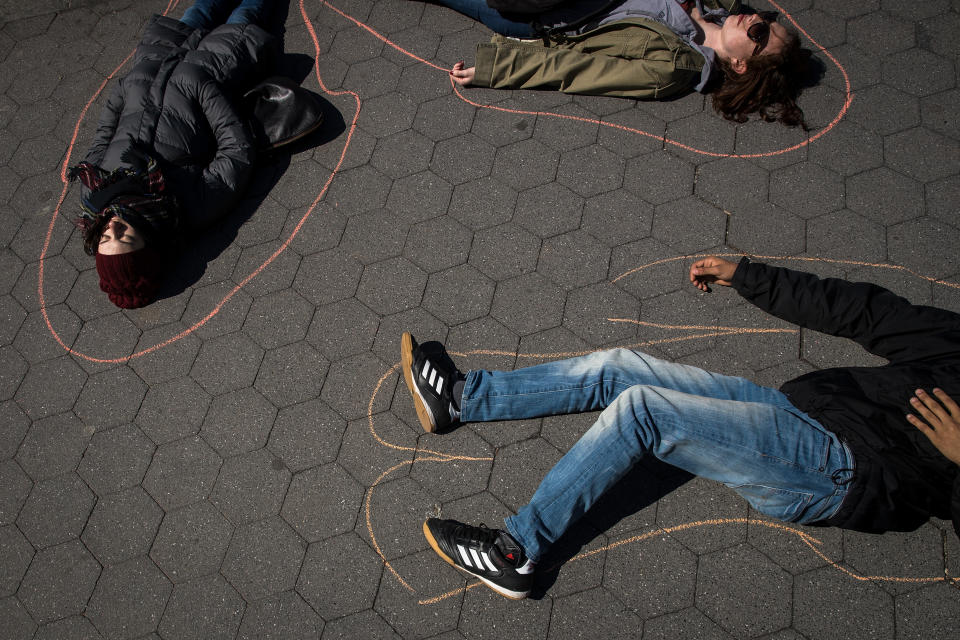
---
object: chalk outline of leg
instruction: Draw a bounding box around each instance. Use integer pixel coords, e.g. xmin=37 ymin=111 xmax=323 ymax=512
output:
xmin=364 ymin=254 xmax=960 ymax=605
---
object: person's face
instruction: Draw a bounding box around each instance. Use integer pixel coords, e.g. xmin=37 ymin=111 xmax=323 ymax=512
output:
xmin=720 ymin=12 xmax=789 ymax=70
xmin=98 ymin=216 xmax=145 ymax=255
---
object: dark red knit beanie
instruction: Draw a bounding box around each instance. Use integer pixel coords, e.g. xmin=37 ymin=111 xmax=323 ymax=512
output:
xmin=95 ymin=247 xmax=165 ymax=309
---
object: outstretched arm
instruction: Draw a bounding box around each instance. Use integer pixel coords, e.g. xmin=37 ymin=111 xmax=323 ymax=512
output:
xmin=727 ymin=258 xmax=960 ymax=362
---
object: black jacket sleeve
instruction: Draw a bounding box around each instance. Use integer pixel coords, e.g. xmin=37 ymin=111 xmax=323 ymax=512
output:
xmin=84 ymin=82 xmax=125 ymax=167
xmin=731 ymin=257 xmax=960 ymax=363
xmin=185 ymin=78 xmax=256 ymax=230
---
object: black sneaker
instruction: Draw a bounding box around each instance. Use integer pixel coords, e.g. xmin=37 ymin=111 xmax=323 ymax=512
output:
xmin=401 ymin=332 xmax=457 ymax=433
xmin=422 ymin=518 xmax=532 ymax=600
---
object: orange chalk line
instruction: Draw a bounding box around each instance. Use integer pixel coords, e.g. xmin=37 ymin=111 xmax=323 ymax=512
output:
xmin=418 ymin=517 xmax=958 ymax=605
xmin=367 ymin=328 xmax=959 ymax=604
xmin=612 ymin=252 xmax=960 ymax=290
xmin=39 ymin=0 xmax=853 ymax=359
xmin=328 ymin=0 xmax=853 ymax=159
xmin=38 ymin=0 xmax=362 ymax=364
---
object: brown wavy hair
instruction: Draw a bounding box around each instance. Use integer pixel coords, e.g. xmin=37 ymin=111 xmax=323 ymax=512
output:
xmin=711 ymin=29 xmax=812 ymax=129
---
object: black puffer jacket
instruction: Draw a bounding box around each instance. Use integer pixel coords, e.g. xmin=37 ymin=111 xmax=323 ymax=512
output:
xmin=84 ymin=14 xmax=277 ymax=228
xmin=733 ymin=258 xmax=960 ymax=538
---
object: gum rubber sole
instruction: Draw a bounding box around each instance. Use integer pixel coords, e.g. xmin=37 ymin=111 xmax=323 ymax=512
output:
xmin=421 ymin=520 xmax=528 ymax=600
xmin=401 ymin=332 xmax=437 ymax=433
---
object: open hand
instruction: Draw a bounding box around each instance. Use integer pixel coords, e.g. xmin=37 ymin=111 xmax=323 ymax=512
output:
xmin=450 ymin=61 xmax=475 ymax=87
xmin=689 ymin=256 xmax=738 ymax=292
xmin=907 ymin=388 xmax=960 ymax=466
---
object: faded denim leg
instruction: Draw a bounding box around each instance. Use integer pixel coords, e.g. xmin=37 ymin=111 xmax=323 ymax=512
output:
xmin=457 ymin=349 xmax=853 ymax=562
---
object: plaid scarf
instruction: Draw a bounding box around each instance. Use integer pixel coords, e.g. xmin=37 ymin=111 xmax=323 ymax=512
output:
xmin=68 ymin=155 xmax=179 ymax=244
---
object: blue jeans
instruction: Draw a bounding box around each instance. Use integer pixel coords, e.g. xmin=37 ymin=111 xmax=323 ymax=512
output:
xmin=460 ymin=349 xmax=854 ymax=562
xmin=434 ymin=0 xmax=538 ymax=38
xmin=181 ymin=0 xmax=275 ymax=30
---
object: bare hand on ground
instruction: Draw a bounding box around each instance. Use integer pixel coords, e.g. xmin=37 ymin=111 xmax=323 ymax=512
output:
xmin=907 ymin=388 xmax=960 ymax=466
xmin=689 ymin=256 xmax=738 ymax=292
xmin=450 ymin=61 xmax=475 ymax=86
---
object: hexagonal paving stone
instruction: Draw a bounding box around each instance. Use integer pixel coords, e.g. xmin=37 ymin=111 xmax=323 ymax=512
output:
xmin=449 ymin=177 xmax=517 ymax=231
xmin=135 ymin=376 xmax=211 ymax=445
xmin=538 ymin=230 xmax=611 ymax=290
xmin=293 ymin=247 xmax=363 ymax=306
xmin=210 ymin=448 xmax=291 ymax=525
xmin=888 ymin=217 xmax=960 ymax=278
xmin=793 ymin=566 xmax=894 ymax=640
xmin=77 ymin=424 xmax=154 ymax=496
xmin=282 ymin=462 xmax=365 ymax=541
xmin=885 ymin=127 xmax=959 ymax=182
xmin=696 ymin=543 xmax=792 ymax=636
xmin=242 ymin=289 xmax=314 ymax=350
xmin=307 ymin=300 xmax=378 ymax=364
xmin=340 ymin=208 xmax=409 ymax=265
xmin=770 ymin=162 xmax=846 ymax=218
xmin=202 ymin=388 xmax=278 ymax=456
xmin=370 ymin=129 xmax=435 ymax=179
xmin=86 ymin=556 xmax=173 ymax=638
xmin=268 ymin=397 xmax=347 ymax=472
xmin=846 ymin=166 xmax=923 ymax=225
xmin=651 ymin=196 xmax=726 ymax=253
xmin=143 ymin=436 xmax=222 ymax=510
xmin=255 ymin=341 xmax=329 ymax=408
xmin=556 ymin=144 xmax=625 ymax=197
xmin=17 ymin=472 xmax=94 ymax=548
xmin=357 ymin=256 xmax=428 ymax=317
xmin=386 ymin=171 xmax=454 ymax=224
xmin=603 ymin=533 xmax=698 ymax=618
xmin=0 ymin=525 xmax=33 ymax=598
xmin=514 ymin=182 xmax=584 ymax=239
xmin=423 ymin=264 xmax=496 ymax=326
xmin=72 ymin=365 xmax=146 ymax=431
xmin=806 ymin=209 xmax=885 ymax=262
xmin=491 ymin=273 xmax=566 ymax=336
xmin=158 ymin=574 xmax=245 ymax=640
xmin=492 ymin=139 xmax=560 ymax=190
xmin=623 ymin=151 xmax=695 ymax=204
xmin=580 ymin=189 xmax=653 ymax=247
xmin=549 ymin=587 xmax=642 ymax=639
xmin=430 ymin=133 xmax=496 ymax=186
xmin=404 ymin=216 xmax=473 ymax=274
xmin=0 ymin=460 xmax=31 ymax=527
xmin=0 ymin=347 xmax=27 ymax=404
xmin=883 ymin=48 xmax=955 ymax=98
xmin=18 ymin=539 xmax=100 ymax=624
xmin=190 ymin=332 xmax=265 ymax=395
xmin=0 ymin=596 xmax=36 ymax=640
xmin=15 ymin=355 xmax=87 ymax=420
xmin=236 ymin=590 xmax=324 ymax=640
xmin=151 ymin=499 xmax=233 ymax=582
xmin=895 ymin=582 xmax=960 ymax=638
xmin=82 ymin=486 xmax=163 ymax=566
xmin=221 ymin=516 xmax=306 ymax=601
xmin=15 ymin=412 xmax=89 ymax=482
xmin=469 ymin=223 xmax=541 ymax=281
xmin=297 ymin=533 xmax=384 ymax=620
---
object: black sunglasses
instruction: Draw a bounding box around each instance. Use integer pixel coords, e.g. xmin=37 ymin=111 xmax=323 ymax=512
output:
xmin=747 ymin=12 xmax=779 ymax=57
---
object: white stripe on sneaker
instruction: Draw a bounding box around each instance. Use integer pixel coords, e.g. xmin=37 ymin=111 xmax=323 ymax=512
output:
xmin=469 ymin=548 xmax=484 ymax=572
xmin=420 ymin=361 xmax=431 ymax=379
xmin=480 ymin=551 xmax=498 ymax=573
xmin=457 ymin=544 xmax=472 ymax=568
xmin=434 ymin=374 xmax=444 ymax=394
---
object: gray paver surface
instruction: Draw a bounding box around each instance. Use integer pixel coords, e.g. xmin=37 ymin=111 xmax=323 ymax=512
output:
xmin=1 ymin=0 xmax=959 ymax=637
